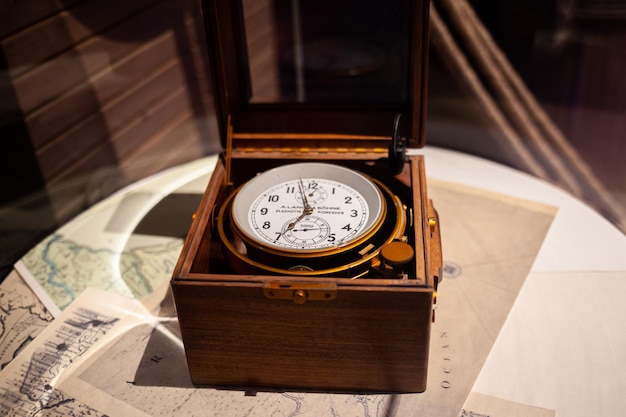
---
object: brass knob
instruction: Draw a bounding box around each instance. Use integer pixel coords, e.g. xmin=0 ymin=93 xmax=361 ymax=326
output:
xmin=380 ymin=241 xmax=414 ymax=267
xmin=293 ymin=290 xmax=307 ymax=304
xmin=380 ymin=241 xmax=414 ymax=276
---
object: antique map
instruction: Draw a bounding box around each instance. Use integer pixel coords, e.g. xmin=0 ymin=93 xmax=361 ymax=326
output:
xmin=15 ymin=156 xmax=215 ymax=315
xmin=0 ymin=288 xmax=128 ymax=416
xmin=0 ymin=271 xmax=53 ymax=370
xmin=18 ymin=233 xmax=184 ymax=312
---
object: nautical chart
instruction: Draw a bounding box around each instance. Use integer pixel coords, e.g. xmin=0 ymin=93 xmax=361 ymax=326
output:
xmin=0 ymin=271 xmax=53 ymax=370
xmin=0 ymin=288 xmax=130 ymax=416
xmin=15 ymin=156 xmax=215 ymax=316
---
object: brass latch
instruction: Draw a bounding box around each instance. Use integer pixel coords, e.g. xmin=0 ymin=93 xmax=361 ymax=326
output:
xmin=263 ymin=282 xmax=337 ymax=304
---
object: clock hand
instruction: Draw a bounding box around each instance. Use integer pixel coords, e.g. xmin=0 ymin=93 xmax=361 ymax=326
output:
xmin=292 ymin=227 xmax=324 ymax=232
xmin=283 ymin=179 xmax=314 ymax=233
xmin=285 ymin=214 xmax=306 ymax=232
xmin=298 ymin=178 xmax=313 ymax=211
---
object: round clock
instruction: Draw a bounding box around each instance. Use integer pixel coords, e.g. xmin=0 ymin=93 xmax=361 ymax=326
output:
xmin=217 ymin=162 xmax=408 ymax=277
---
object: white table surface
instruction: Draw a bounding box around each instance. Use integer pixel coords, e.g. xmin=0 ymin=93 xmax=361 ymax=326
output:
xmin=416 ymin=147 xmax=626 ymax=416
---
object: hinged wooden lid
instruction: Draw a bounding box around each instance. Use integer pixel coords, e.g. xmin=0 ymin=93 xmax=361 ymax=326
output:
xmin=203 ymin=0 xmax=430 ymax=152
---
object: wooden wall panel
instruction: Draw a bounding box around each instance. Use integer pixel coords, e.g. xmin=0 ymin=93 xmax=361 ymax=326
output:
xmin=0 ymin=0 xmax=83 ymax=39
xmin=24 ymin=14 xmax=197 ymax=150
xmin=12 ymin=5 xmax=195 ymax=120
xmin=45 ymin=141 xmax=120 ymax=222
xmin=103 ymin=60 xmax=186 ymax=135
xmin=121 ymin=113 xmax=209 ymax=174
xmin=30 ymin=27 xmax=181 ymax=153
xmin=112 ymin=87 xmax=192 ymax=161
xmin=2 ymin=0 xmax=216 ymax=225
xmin=2 ymin=0 xmax=157 ymax=78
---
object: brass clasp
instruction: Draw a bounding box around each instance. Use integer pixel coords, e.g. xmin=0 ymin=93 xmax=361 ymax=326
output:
xmin=263 ymin=282 xmax=337 ymax=304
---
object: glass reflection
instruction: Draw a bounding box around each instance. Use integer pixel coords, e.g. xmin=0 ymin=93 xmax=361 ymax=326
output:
xmin=242 ymin=0 xmax=411 ymax=105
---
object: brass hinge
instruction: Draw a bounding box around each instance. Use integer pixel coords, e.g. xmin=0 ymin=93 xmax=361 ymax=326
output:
xmin=263 ymin=282 xmax=337 ymax=304
xmin=230 ymin=132 xmax=389 ymax=157
xmin=235 ymin=147 xmax=387 ymax=155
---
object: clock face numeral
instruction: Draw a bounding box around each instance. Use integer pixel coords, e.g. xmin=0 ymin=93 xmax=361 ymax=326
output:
xmin=249 ymin=178 xmax=369 ymax=250
xmin=295 ymin=181 xmax=327 ymax=205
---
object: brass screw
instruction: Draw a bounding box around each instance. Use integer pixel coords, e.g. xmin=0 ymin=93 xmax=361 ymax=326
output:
xmin=293 ymin=290 xmax=306 ymax=304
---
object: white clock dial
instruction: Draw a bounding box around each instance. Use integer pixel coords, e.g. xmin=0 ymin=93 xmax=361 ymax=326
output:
xmin=248 ymin=178 xmax=369 ymax=249
xmin=231 ymin=163 xmax=384 ymax=253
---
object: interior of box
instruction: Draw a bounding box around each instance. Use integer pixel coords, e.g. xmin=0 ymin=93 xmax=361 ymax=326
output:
xmin=184 ymin=154 xmax=432 ymax=285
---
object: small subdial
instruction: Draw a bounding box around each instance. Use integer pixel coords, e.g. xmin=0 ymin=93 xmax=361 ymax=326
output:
xmin=280 ymin=216 xmax=331 ymax=248
xmin=294 ymin=183 xmax=328 ymax=205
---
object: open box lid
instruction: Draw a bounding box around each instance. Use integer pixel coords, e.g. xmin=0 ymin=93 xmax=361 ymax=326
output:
xmin=203 ymin=0 xmax=430 ymax=151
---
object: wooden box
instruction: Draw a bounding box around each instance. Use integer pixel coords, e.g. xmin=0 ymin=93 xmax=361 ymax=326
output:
xmin=171 ymin=0 xmax=442 ymax=393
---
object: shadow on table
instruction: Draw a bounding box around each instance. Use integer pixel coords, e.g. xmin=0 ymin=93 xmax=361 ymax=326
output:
xmin=132 ymin=318 xmax=195 ymax=388
xmin=132 ymin=193 xmax=203 ymax=238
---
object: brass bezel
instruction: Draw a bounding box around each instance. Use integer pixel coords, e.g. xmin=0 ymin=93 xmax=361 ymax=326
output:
xmin=216 ymin=176 xmax=406 ymax=276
